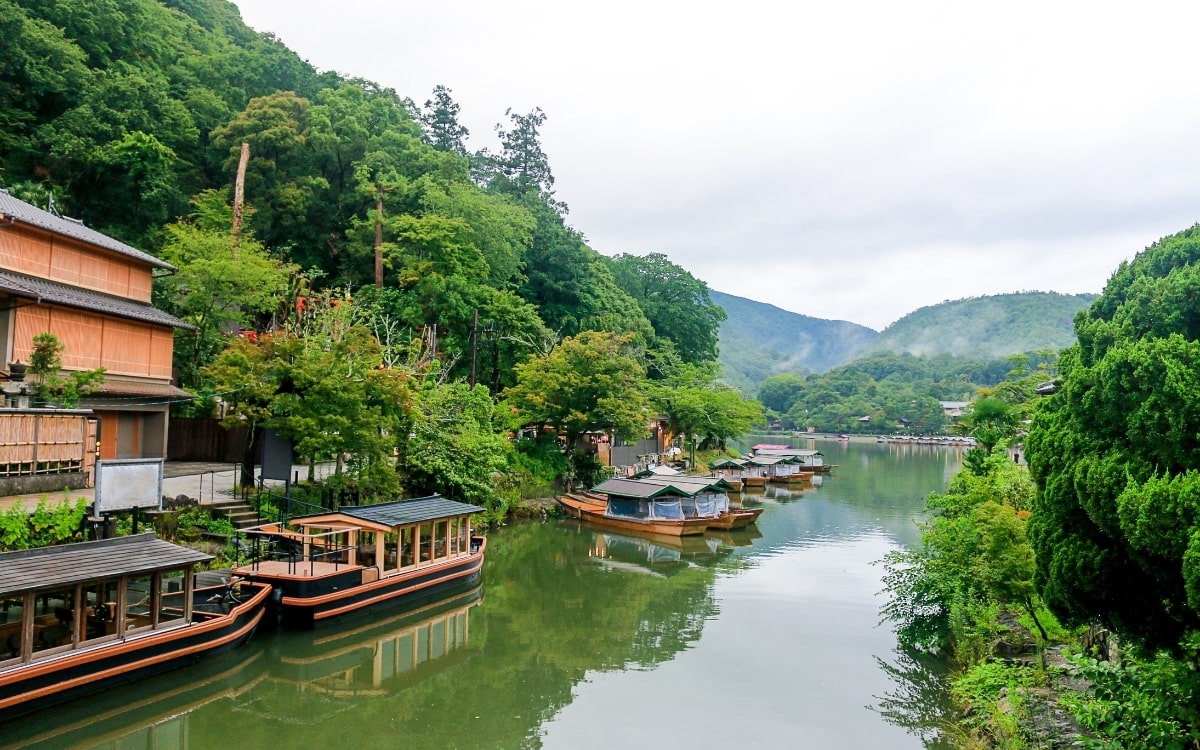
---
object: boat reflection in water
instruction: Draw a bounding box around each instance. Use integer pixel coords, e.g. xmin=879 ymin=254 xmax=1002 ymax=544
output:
xmin=4 ymin=585 xmax=482 ymax=749
xmin=252 ymin=584 xmax=481 ymax=708
xmin=583 ymin=525 xmax=745 ymax=578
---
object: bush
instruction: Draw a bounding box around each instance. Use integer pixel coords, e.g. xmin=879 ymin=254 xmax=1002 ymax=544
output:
xmin=0 ymin=496 xmax=87 ymax=550
xmin=1063 ymin=637 xmax=1200 ymax=749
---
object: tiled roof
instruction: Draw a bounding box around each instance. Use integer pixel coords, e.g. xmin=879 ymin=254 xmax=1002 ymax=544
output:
xmin=88 ymin=379 xmax=192 ymax=398
xmin=0 ymin=533 xmax=211 ymax=595
xmin=0 ymin=189 xmax=175 ymax=271
xmin=0 ymin=270 xmax=192 ymax=329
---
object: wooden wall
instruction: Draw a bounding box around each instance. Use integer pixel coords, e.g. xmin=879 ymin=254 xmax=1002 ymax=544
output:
xmin=0 ymin=225 xmax=153 ymax=303
xmin=13 ymin=305 xmax=173 ymax=378
xmin=167 ymin=418 xmax=251 ymax=462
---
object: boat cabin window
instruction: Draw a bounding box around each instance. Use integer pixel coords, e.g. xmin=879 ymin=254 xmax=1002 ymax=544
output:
xmin=82 ymin=579 xmax=121 ymax=640
xmin=457 ymin=517 xmax=469 ymax=554
xmin=31 ymin=586 xmax=76 ymax=657
xmin=126 ymin=574 xmax=156 ymax=632
xmin=383 ymin=529 xmax=399 ymax=572
xmin=418 ymin=522 xmax=434 ymax=562
xmin=357 ymin=531 xmax=377 ymax=568
xmin=158 ymin=571 xmax=188 ymax=627
xmin=432 ymin=520 xmax=448 ymax=560
xmin=1 ymin=594 xmax=24 ymax=666
xmin=400 ymin=527 xmax=416 ymax=568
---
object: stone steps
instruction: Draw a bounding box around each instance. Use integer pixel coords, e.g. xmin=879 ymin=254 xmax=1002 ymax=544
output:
xmin=205 ymin=499 xmax=261 ymax=529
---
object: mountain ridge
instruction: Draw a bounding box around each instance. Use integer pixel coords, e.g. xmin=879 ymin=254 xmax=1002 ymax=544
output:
xmin=714 ymin=289 xmax=1095 ymax=392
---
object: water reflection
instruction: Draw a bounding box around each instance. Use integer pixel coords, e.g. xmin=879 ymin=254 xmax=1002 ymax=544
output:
xmin=5 ymin=440 xmax=958 ymax=749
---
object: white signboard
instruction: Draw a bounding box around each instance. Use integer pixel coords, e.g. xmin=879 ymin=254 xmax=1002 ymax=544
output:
xmin=95 ymin=458 xmax=164 ymax=513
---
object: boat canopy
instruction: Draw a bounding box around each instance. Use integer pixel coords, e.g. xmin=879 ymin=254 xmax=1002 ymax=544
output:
xmin=0 ymin=533 xmax=211 ymax=596
xmin=618 ymin=476 xmax=731 ymax=517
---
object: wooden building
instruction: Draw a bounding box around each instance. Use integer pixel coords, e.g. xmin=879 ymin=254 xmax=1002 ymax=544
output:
xmin=0 ymin=189 xmax=191 ymax=462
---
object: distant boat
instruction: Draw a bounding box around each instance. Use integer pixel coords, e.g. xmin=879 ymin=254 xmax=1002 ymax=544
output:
xmin=0 ymin=532 xmax=271 ymax=721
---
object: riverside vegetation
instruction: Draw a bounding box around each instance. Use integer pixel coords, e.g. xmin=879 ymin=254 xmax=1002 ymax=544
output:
xmin=881 ymin=226 xmax=1200 ymax=749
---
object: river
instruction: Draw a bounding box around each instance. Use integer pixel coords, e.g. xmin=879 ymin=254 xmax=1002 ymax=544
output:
xmin=5 ymin=438 xmax=960 ymax=749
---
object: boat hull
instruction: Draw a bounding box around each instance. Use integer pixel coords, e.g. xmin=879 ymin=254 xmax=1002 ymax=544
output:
xmin=0 ymin=582 xmax=271 ymax=722
xmin=705 ymin=507 xmax=763 ymax=530
xmin=240 ymin=538 xmax=487 ymax=629
xmin=557 ymin=495 xmax=709 ymax=536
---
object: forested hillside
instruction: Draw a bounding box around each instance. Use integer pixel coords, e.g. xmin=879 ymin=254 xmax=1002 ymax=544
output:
xmin=870 ymin=291 xmax=1094 ymax=358
xmin=711 ymin=291 xmax=877 ymax=391
xmin=715 ymin=290 xmax=1093 ymax=392
xmin=0 ymin=0 xmax=731 ymax=387
xmin=1 ymin=0 xmax=761 ymax=501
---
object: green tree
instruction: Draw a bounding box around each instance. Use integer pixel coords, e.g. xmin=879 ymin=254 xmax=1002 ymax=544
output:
xmin=397 ymin=379 xmax=509 ymax=511
xmin=758 ymin=372 xmax=807 ymax=414
xmin=420 ymin=85 xmax=470 ymax=156
xmin=154 ymin=196 xmax=297 ymax=387
xmin=204 ymin=324 xmax=412 ymax=497
xmin=503 ymin=331 xmax=650 ymax=458
xmin=651 ymin=363 xmax=764 ymax=451
xmin=1026 ymin=225 xmax=1200 ymax=650
xmin=957 ymin=396 xmax=1019 ymax=453
xmin=27 ymin=331 xmax=104 ymax=408
xmin=607 ymin=252 xmax=726 ymax=366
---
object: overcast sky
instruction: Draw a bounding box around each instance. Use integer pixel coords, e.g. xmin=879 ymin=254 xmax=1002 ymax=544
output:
xmin=231 ymin=0 xmax=1200 ymax=330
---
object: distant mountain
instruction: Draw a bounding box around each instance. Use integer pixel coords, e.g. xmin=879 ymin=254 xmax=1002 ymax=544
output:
xmin=714 ymin=290 xmax=1096 ymax=393
xmin=711 ymin=291 xmax=877 ymax=392
xmin=870 ymin=292 xmax=1096 ymax=359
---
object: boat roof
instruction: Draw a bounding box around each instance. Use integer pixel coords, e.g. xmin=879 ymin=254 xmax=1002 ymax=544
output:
xmin=634 ymin=475 xmax=733 ymax=494
xmin=591 ymin=478 xmax=687 ymax=500
xmin=293 ymin=495 xmax=485 ymax=532
xmin=0 ymin=532 xmax=212 ymax=596
xmin=632 ymin=464 xmax=681 ymax=477
xmin=743 ymin=454 xmax=788 ymax=466
xmin=753 ymin=448 xmax=822 ymax=457
xmin=709 ymin=458 xmax=747 ymax=469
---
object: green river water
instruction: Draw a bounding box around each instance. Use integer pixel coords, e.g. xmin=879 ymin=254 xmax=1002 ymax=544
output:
xmin=5 ymin=438 xmax=961 ymax=749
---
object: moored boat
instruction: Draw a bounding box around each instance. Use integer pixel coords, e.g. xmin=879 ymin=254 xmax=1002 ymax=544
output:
xmin=234 ymin=495 xmax=486 ymax=629
xmin=557 ymin=483 xmax=710 ymax=537
xmin=631 ymin=474 xmax=761 ymax=529
xmin=0 ymin=532 xmax=271 ymax=721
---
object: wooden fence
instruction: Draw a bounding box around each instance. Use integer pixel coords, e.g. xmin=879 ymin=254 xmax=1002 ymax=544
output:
xmin=167 ymin=418 xmax=251 ymax=462
xmin=0 ymin=410 xmax=95 ymax=477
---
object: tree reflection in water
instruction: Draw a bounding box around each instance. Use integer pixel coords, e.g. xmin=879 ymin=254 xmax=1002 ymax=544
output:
xmin=870 ymin=645 xmax=955 ymax=749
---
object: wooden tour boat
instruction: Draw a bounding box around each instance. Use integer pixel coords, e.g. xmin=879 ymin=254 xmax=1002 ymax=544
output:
xmin=234 ymin=495 xmax=486 ymax=628
xmin=0 ymin=532 xmax=271 ymax=721
xmin=632 ymin=474 xmax=761 ymax=529
xmin=557 ymin=482 xmax=710 ymax=537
